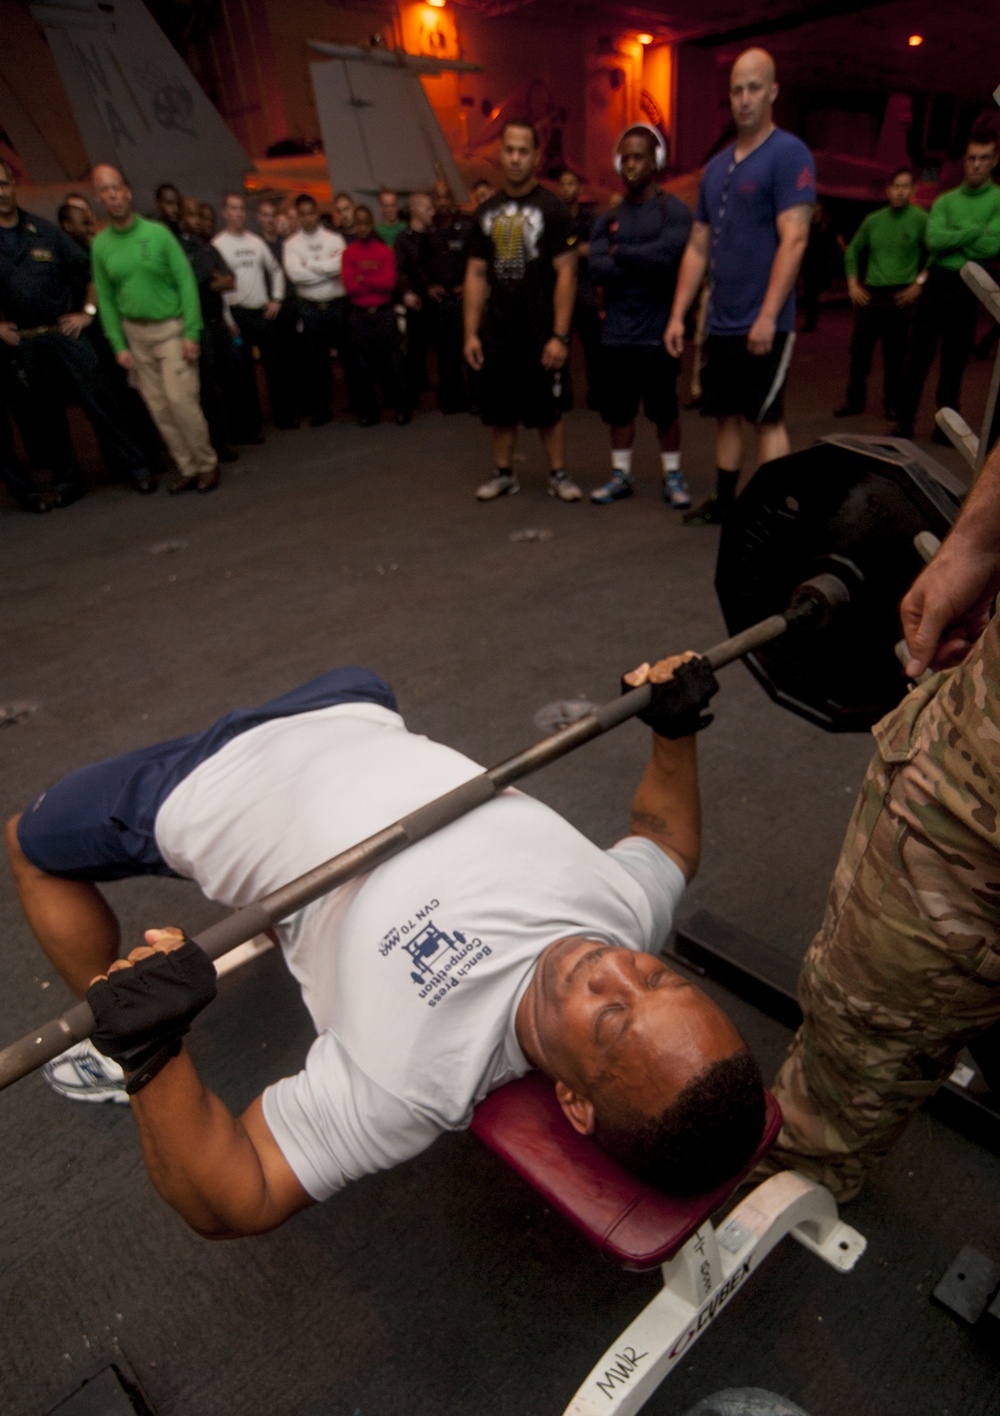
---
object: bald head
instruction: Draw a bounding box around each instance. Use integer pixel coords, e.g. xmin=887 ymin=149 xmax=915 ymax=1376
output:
xmin=732 ymin=48 xmax=776 ymax=86
xmin=92 ymin=163 xmax=133 ymax=224
xmin=729 ymin=48 xmax=778 ymax=142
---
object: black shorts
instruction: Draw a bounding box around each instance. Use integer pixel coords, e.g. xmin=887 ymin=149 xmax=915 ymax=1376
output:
xmin=478 ymin=338 xmax=570 ymax=429
xmin=700 ymin=331 xmax=796 ymax=425
xmin=597 ymin=345 xmax=680 ymax=430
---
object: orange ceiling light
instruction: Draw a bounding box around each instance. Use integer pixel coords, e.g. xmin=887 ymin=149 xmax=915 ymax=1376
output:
xmin=636 ymin=32 xmax=654 ymax=45
xmin=908 ymin=34 xmax=923 ymax=46
xmin=428 ymin=0 xmax=446 ymax=8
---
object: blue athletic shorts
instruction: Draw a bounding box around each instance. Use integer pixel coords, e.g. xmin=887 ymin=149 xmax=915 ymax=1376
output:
xmin=16 ymin=667 xmax=397 ymax=883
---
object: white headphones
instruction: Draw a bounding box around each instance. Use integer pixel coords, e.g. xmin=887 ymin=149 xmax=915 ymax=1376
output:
xmin=613 ymin=123 xmax=668 ymax=174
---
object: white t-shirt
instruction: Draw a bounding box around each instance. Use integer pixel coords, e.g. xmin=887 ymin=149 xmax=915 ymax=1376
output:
xmin=211 ymin=229 xmax=285 ymax=308
xmin=154 ymin=703 xmax=686 ymax=1201
xmin=282 ymin=227 xmax=347 ymax=301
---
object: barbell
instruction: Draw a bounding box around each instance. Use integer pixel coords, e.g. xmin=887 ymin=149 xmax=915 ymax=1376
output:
xmin=0 ymin=436 xmax=962 ymax=1091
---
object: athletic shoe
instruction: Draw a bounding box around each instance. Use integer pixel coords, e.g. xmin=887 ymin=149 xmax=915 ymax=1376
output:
xmin=590 ymin=471 xmax=634 ymax=504
xmin=663 ymin=470 xmax=692 ymax=509
xmin=42 ymin=1040 xmax=129 ymax=1105
xmin=682 ymin=493 xmax=726 ymax=526
xmin=476 ymin=471 xmax=520 ymax=501
xmin=548 ymin=471 xmax=582 ymax=502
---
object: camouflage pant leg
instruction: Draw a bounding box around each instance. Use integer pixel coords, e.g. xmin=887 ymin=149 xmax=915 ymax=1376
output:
xmin=763 ymin=618 xmax=1000 ymax=1202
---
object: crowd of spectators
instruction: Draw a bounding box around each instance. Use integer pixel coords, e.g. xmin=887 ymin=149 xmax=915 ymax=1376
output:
xmin=2 ymin=43 xmax=999 ymax=517
xmin=0 ymin=157 xmax=504 ymax=510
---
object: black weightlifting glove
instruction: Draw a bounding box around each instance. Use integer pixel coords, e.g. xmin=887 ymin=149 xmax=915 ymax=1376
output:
xmin=87 ymin=937 xmax=217 ymax=1094
xmin=621 ymin=656 xmax=720 ymax=738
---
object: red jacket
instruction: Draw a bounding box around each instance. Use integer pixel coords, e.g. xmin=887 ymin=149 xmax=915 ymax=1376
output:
xmin=342 ymin=238 xmax=397 ymax=308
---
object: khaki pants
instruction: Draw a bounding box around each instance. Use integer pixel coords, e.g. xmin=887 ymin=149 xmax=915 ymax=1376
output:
xmin=763 ymin=613 xmax=1000 ymax=1201
xmin=123 ymin=318 xmax=216 ymax=479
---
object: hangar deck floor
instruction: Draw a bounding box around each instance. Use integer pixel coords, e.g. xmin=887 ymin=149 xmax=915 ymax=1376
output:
xmin=2 ymin=308 xmax=998 ymax=1416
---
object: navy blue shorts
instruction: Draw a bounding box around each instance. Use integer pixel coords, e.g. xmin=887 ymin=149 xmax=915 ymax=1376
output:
xmin=16 ymin=667 xmax=397 ymax=883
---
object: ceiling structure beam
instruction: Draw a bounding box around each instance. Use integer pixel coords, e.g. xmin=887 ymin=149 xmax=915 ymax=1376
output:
xmin=671 ymin=0 xmax=903 ymax=48
xmin=452 ymin=0 xmax=905 ymax=47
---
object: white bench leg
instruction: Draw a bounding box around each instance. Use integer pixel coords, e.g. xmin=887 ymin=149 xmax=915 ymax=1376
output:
xmin=563 ymin=1171 xmax=866 ymax=1416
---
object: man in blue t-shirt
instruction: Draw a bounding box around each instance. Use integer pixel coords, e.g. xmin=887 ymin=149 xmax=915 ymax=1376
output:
xmin=587 ymin=126 xmax=692 ymax=508
xmin=665 ymin=49 xmax=815 ymax=525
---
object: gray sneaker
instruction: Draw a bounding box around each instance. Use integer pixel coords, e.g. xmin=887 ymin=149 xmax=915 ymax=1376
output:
xmin=590 ymin=471 xmax=634 ymax=504
xmin=42 ymin=1040 xmax=129 ymax=1104
xmin=548 ymin=471 xmax=582 ymax=502
xmin=476 ymin=471 xmax=520 ymax=501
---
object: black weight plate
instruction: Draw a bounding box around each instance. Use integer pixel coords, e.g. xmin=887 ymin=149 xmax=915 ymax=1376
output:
xmin=715 ymin=437 xmax=961 ymax=732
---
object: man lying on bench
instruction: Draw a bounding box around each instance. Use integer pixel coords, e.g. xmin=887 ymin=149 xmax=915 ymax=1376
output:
xmin=6 ymin=658 xmax=764 ymax=1239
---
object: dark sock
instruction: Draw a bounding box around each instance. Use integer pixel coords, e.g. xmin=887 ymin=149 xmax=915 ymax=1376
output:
xmin=495 ymin=466 xmax=512 ymax=476
xmin=716 ymin=468 xmax=739 ymax=506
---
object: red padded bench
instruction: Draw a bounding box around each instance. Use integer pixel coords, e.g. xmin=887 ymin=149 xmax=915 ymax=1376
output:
xmin=470 ymin=1071 xmax=866 ymax=1416
xmin=472 ymin=1070 xmax=782 ymax=1271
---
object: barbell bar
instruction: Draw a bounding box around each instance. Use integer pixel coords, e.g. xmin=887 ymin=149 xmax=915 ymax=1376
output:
xmin=0 ymin=574 xmax=849 ymax=1093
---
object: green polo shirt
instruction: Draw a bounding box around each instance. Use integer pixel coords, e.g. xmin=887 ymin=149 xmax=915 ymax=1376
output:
xmin=843 ymin=203 xmax=927 ymax=286
xmin=375 ymin=219 xmax=407 ymax=248
xmin=925 ymin=180 xmax=1000 ymax=272
xmin=91 ymin=213 xmax=202 ymax=353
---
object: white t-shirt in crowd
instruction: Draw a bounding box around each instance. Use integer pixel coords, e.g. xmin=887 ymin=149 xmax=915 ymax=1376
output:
xmin=154 ymin=703 xmax=686 ymax=1201
xmin=211 ymin=229 xmax=285 ymax=308
xmin=282 ymin=227 xmax=347 ymax=301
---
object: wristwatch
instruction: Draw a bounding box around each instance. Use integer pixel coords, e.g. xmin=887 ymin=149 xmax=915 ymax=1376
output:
xmin=83 ymin=302 xmax=97 ymax=316
xmin=915 ymin=273 xmax=928 ymax=286
xmin=553 ymin=332 xmax=570 ymax=346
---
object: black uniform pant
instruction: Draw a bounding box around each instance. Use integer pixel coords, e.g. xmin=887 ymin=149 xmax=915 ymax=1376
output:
xmin=404 ymin=305 xmax=432 ymax=404
xmin=273 ymin=299 xmax=303 ymax=421
xmin=844 ymin=286 xmax=911 ymax=415
xmin=433 ymin=292 xmax=470 ymax=414
xmin=198 ymin=318 xmax=241 ymax=453
xmin=14 ymin=330 xmax=148 ymax=487
xmin=298 ymin=297 xmax=359 ymax=422
xmin=349 ymin=304 xmax=409 ymax=421
xmin=0 ymin=351 xmax=45 ymax=505
xmin=898 ymin=268 xmax=979 ymax=430
xmin=231 ymin=305 xmax=296 ymax=429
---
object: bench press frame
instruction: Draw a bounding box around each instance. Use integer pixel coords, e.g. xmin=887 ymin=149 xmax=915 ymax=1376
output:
xmin=562 ymin=1170 xmax=865 ymax=1415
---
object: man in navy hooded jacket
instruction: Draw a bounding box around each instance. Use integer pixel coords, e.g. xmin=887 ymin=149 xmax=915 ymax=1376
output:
xmin=588 ymin=127 xmax=692 ymax=508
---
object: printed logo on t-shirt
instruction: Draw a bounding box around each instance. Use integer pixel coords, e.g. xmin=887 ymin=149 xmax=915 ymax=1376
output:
xmin=482 ymin=203 xmax=544 ymax=280
xmin=377 ymin=905 xmax=493 ymax=1008
xmin=231 ymin=244 xmax=263 ymax=269
xmin=796 ymin=166 xmax=813 ymax=191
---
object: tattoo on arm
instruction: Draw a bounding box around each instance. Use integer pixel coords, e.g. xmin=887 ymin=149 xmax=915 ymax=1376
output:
xmin=631 ymin=810 xmax=673 ymax=839
xmin=779 ymin=203 xmax=814 ymax=235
